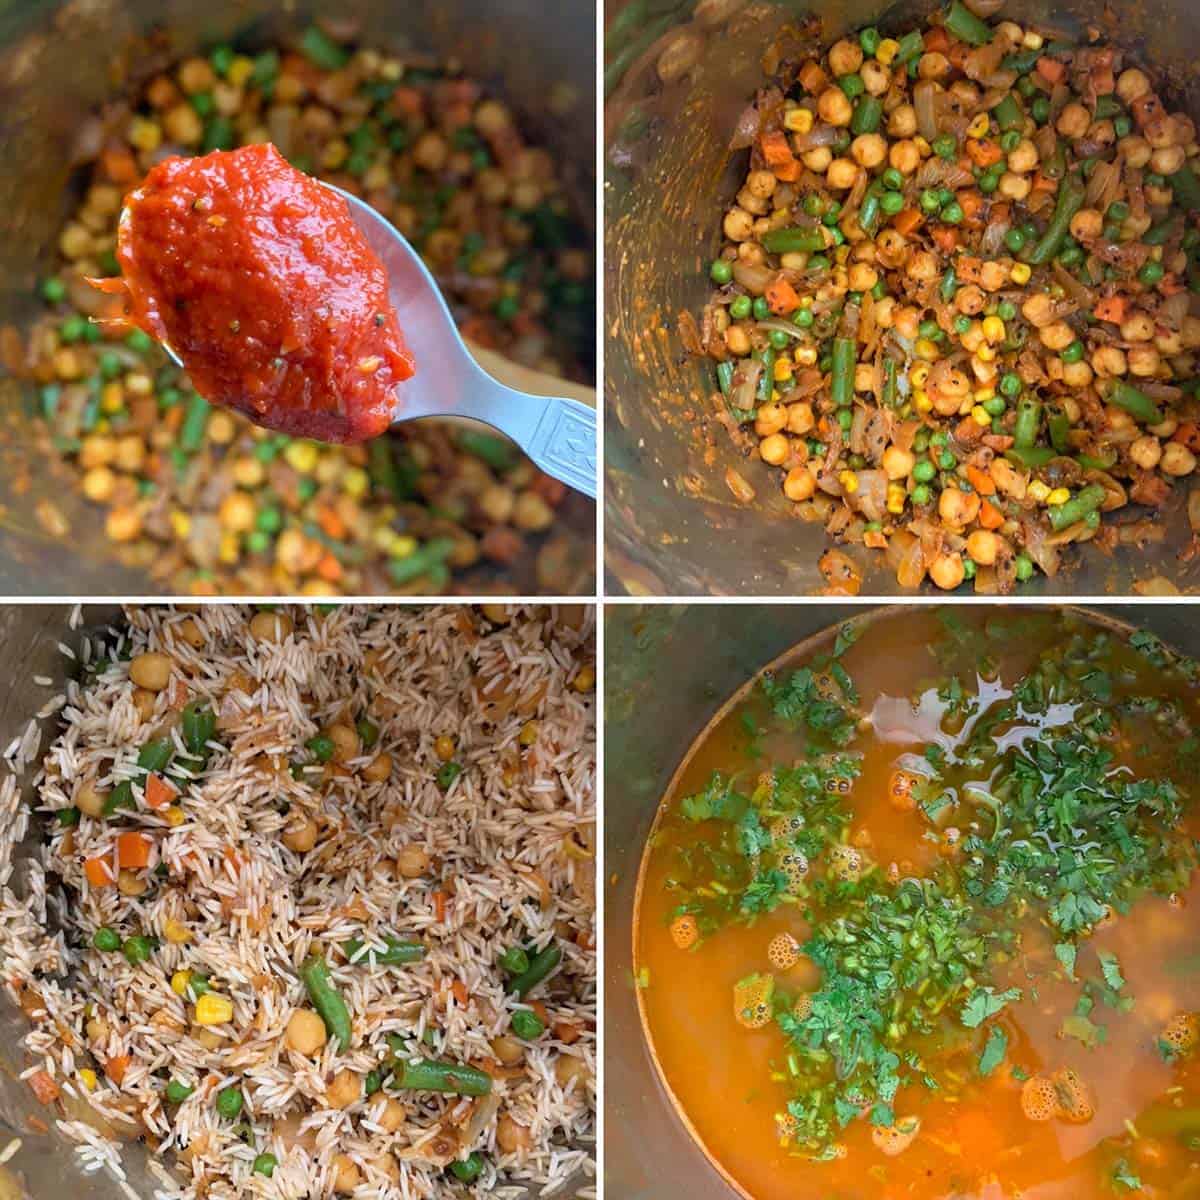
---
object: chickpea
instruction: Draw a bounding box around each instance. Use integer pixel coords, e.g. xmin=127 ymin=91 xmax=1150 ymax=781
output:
xmin=1119 ymin=134 xmax=1152 ymax=168
xmin=1182 ymin=317 xmax=1200 ymax=350
xmin=1062 ymin=361 xmax=1093 ymax=388
xmin=827 ymin=38 xmax=863 ymax=76
xmin=249 ymin=611 xmax=293 ymax=642
xmin=1056 ymin=103 xmax=1091 ymax=139
xmin=1117 ymin=68 xmax=1152 ymax=103
xmin=1070 ymin=209 xmax=1103 ymax=240
xmin=376 ymin=1097 xmax=407 ymax=1132
xmin=759 ymin=434 xmax=790 ymax=466
xmin=888 ymin=105 xmax=917 ymax=138
xmin=81 ymin=465 xmax=116 ymax=503
xmin=129 ymin=652 xmax=171 ymax=692
xmin=555 ymin=1055 xmax=591 ymax=1088
xmin=117 ymin=869 xmax=147 ymax=897
xmin=892 ymin=305 xmax=921 ymax=340
xmin=802 ymin=145 xmax=833 ymax=172
xmin=285 ymin=1009 xmax=328 ymax=1057
xmin=725 ymin=324 xmax=752 ymax=356
xmin=1007 ymin=138 xmax=1039 ymax=174
xmin=787 ymin=402 xmax=815 ymax=435
xmin=1151 ymin=145 xmax=1186 ymax=176
xmin=131 ymin=688 xmax=156 ymax=723
xmin=1162 ymin=443 xmax=1197 ymax=477
xmin=850 ymin=134 xmax=886 ymax=170
xmin=332 ymin=1154 xmax=362 ymax=1195
xmin=888 ymin=139 xmax=920 ymax=175
xmin=1127 ymin=345 xmax=1161 ymax=377
xmin=497 ymin=1113 xmax=533 ymax=1154
xmin=847 ymin=262 xmax=878 ymax=292
xmin=396 ymin=844 xmax=431 ymax=878
xmin=1091 ymin=345 xmax=1127 ymax=377
xmin=328 ymin=723 xmax=361 ymax=764
xmin=736 ymin=186 xmax=768 ymax=216
xmin=745 ymin=169 xmax=777 ymax=200
xmin=978 ymin=261 xmax=1009 ymax=292
xmin=783 ymin=467 xmax=816 ymax=502
xmin=755 ymin=404 xmax=788 ymax=437
xmin=882 ymin=446 xmax=915 ymax=480
xmin=826 ymin=158 xmax=859 ymax=190
xmin=965 ymin=530 xmax=1002 ymax=566
xmin=75 ymin=780 xmax=107 ymax=818
xmin=938 ymin=488 xmax=981 ymax=528
xmin=917 ymin=51 xmax=950 ymax=79
xmin=1038 ymin=321 xmax=1076 ymax=352
xmin=930 ymin=553 xmax=966 ymax=591
xmin=282 ymin=813 xmax=319 ymax=854
xmin=861 ymin=60 xmax=889 ymax=95
xmin=325 ymin=1068 xmax=361 ymax=1109
xmin=1129 ymin=435 xmax=1163 ymax=470
xmin=723 ymin=207 xmax=754 ymax=242
xmin=997 ymin=172 xmax=1031 ymax=201
xmin=817 ymin=87 xmax=853 ymax=127
xmin=906 ymin=250 xmax=939 ymax=283
xmin=362 ymin=753 xmax=392 ymax=783
xmin=492 ymin=1035 xmax=525 ymax=1065
xmin=874 ymin=297 xmax=896 ymax=327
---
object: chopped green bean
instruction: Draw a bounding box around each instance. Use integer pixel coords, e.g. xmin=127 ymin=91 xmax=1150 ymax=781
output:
xmin=300 ymin=954 xmax=353 ymax=1049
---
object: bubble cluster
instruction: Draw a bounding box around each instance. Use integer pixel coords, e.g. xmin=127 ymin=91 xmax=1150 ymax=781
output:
xmin=733 ymin=973 xmax=775 ymax=1030
xmin=769 ymin=814 xmax=806 ymax=842
xmin=828 ymin=844 xmax=863 ymax=883
xmin=871 ymin=1115 xmax=921 ymax=1156
xmin=778 ymin=849 xmax=810 ymax=893
xmin=1161 ymin=1011 xmax=1200 ymax=1055
xmin=1020 ymin=1075 xmax=1060 ymax=1122
xmin=766 ymin=932 xmax=800 ymax=971
xmin=887 ymin=769 xmax=920 ymax=812
xmin=669 ymin=913 xmax=699 ymax=951
xmin=1051 ymin=1068 xmax=1095 ymax=1124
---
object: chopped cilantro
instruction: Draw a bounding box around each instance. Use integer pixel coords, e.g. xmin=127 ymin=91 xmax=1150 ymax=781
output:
xmin=1055 ymin=942 xmax=1077 ymax=980
xmin=1111 ymin=1159 xmax=1142 ymax=1191
xmin=961 ymin=987 xmax=1022 ymax=1029
xmin=978 ymin=1025 xmax=1007 ymax=1076
xmin=1098 ymin=950 xmax=1125 ymax=992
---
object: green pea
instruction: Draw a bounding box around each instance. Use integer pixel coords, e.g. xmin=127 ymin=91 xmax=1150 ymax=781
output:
xmin=209 ymin=45 xmax=234 ymax=75
xmin=59 ymin=315 xmax=87 ymax=343
xmin=912 ymin=430 xmax=930 ymax=453
xmin=838 ymin=74 xmax=865 ymax=100
xmin=881 ymin=191 xmax=904 ymax=215
xmin=837 ymin=408 xmax=853 ymax=433
xmin=730 ymin=295 xmax=752 ymax=320
xmin=1015 ymin=554 xmax=1034 ymax=581
xmin=767 ymin=329 xmax=788 ymax=350
xmin=859 ymin=26 xmax=881 ymax=56
xmin=1031 ymin=97 xmax=1050 ymax=123
xmin=1139 ymin=260 xmax=1165 ymax=287
xmin=1000 ymin=129 xmax=1021 ymax=153
xmin=709 ymin=259 xmax=733 ymax=285
xmin=792 ymin=306 xmax=814 ymax=328
xmin=920 ymin=189 xmax=942 ymax=214
xmin=126 ymin=329 xmax=154 ymax=355
xmin=938 ymin=450 xmax=956 ymax=471
xmin=1004 ymin=227 xmax=1027 ymax=253
xmin=932 ymin=133 xmax=957 ymax=159
xmin=1000 ymin=372 xmax=1022 ymax=397
xmin=252 ymin=1153 xmax=277 ymax=1178
xmin=752 ymin=297 xmax=770 ymax=321
xmin=123 ymin=935 xmax=155 ymax=966
xmin=1061 ymin=340 xmax=1084 ymax=364
xmin=803 ymin=193 xmax=825 ymax=217
xmin=808 ymin=254 xmax=830 ymax=272
xmin=979 ymin=168 xmax=1000 ymax=194
xmin=983 ymin=395 xmax=1006 ymax=417
xmin=166 ymin=1079 xmax=194 ymax=1104
xmin=881 ymin=167 xmax=903 ymax=191
xmin=962 ymin=558 xmax=977 ymax=581
xmin=1106 ymin=200 xmax=1130 ymax=223
xmin=216 ymin=1086 xmax=243 ymax=1120
xmin=93 ymin=927 xmax=121 ymax=952
xmin=941 ymin=201 xmax=964 ymax=225
xmin=98 ymin=352 xmax=123 ymax=381
xmin=437 ymin=761 xmax=463 ymax=790
xmin=511 ymin=1008 xmax=545 ymax=1040
xmin=997 ymin=300 xmax=1017 ymax=321
xmin=822 ymin=202 xmax=842 ymax=225
xmin=912 ymin=460 xmax=936 ymax=483
xmin=306 ymin=733 xmax=335 ymax=763
xmin=450 ymin=1154 xmax=486 ymax=1183
xmin=1058 ymin=245 xmax=1084 ymax=266
xmin=356 ymin=718 xmax=379 ymax=748
xmin=40 ymin=278 xmax=67 ymax=304
xmin=954 ymin=315 xmax=971 ymax=334
xmin=911 ymin=483 xmax=932 ymax=505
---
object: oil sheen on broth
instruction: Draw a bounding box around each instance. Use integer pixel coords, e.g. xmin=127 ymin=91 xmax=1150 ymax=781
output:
xmin=635 ymin=609 xmax=1200 ymax=1200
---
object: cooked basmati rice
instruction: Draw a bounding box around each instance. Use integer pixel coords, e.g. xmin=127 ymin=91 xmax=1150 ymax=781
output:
xmin=0 ymin=604 xmax=596 ymax=1199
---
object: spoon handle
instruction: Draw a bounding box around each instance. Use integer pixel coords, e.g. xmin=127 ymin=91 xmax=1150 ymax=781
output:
xmin=523 ymin=397 xmax=597 ymax=499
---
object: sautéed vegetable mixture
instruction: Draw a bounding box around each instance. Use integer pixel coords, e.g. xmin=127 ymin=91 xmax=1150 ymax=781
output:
xmin=691 ymin=1 xmax=1200 ymax=592
xmin=637 ymin=609 xmax=1200 ymax=1199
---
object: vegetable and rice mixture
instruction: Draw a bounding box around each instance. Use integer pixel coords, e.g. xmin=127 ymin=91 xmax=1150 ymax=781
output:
xmin=692 ymin=1 xmax=1200 ymax=592
xmin=0 ymin=604 xmax=596 ymax=1198
xmin=17 ymin=27 xmax=593 ymax=595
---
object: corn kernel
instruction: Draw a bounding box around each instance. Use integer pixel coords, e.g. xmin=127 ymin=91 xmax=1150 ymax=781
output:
xmin=434 ymin=734 xmax=456 ymax=761
xmin=342 ymin=466 xmax=369 ymax=498
xmin=838 ymin=470 xmax=859 ymax=495
xmin=976 ymin=344 xmax=996 ymax=363
xmin=171 ymin=970 xmax=191 ymax=996
xmin=914 ymin=135 xmax=931 ymax=157
xmin=164 ymin=915 xmax=190 ymax=941
xmin=101 ymin=382 xmax=124 ymax=414
xmin=284 ymin=441 xmax=319 ymax=474
xmin=1022 ymin=30 xmax=1044 ymax=49
xmin=910 ymin=363 xmax=931 ymax=389
xmin=784 ymin=107 xmax=814 ymax=134
xmin=1028 ymin=480 xmax=1051 ymax=503
xmin=208 ymin=410 xmax=235 ymax=444
xmin=773 ymin=359 xmax=793 ymax=382
xmin=1046 ymin=487 xmax=1070 ymax=506
xmin=79 ymin=1068 xmax=97 ymax=1091
xmin=981 ymin=316 xmax=1006 ymax=344
xmin=794 ymin=346 xmax=818 ymax=366
xmin=913 ymin=389 xmax=933 ymax=414
xmin=389 ymin=533 xmax=417 ymax=559
xmin=914 ymin=338 xmax=940 ymax=362
xmin=129 ymin=117 xmax=162 ymax=153
xmin=876 ymin=37 xmax=900 ymax=65
xmin=973 ymin=386 xmax=996 ymax=404
xmin=1010 ymin=262 xmax=1032 ymax=285
xmin=227 ymin=55 xmax=254 ymax=87
xmin=886 ymin=483 xmax=906 ymax=514
xmin=967 ymin=113 xmax=990 ymax=139
xmin=169 ymin=510 xmax=191 ymax=540
xmin=572 ymin=664 xmax=596 ymax=693
xmin=218 ymin=531 xmax=240 ymax=565
xmin=194 ymin=994 xmax=233 ymax=1026
xmin=519 ymin=721 xmax=539 ymax=747
xmin=971 ymin=405 xmax=992 ymax=426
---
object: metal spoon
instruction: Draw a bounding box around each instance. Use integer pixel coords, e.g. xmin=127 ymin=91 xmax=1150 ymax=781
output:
xmin=153 ymin=183 xmax=597 ymax=499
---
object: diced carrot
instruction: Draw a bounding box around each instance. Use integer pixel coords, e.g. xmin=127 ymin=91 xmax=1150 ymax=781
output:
xmin=958 ymin=190 xmax=985 ymax=222
xmin=99 ymin=145 xmax=139 ymax=185
xmin=433 ymin=890 xmax=447 ymax=923
xmin=1035 ymin=56 xmax=1066 ymax=85
xmin=117 ymin=832 xmax=151 ymax=870
xmin=759 ymin=130 xmax=793 ymax=168
xmin=1094 ymin=295 xmax=1127 ymax=325
xmin=978 ymin=498 xmax=1004 ymax=530
xmin=104 ymin=1055 xmax=130 ymax=1086
xmin=931 ymin=226 xmax=959 ymax=253
xmin=1030 ymin=171 xmax=1058 ymax=195
xmin=451 ymin=980 xmax=469 ymax=1006
xmin=1173 ymin=422 xmax=1200 ymax=452
xmin=1160 ymin=273 xmax=1185 ymax=296
xmin=316 ymin=552 xmax=343 ymax=583
xmin=144 ymin=773 xmax=176 ymax=810
xmin=529 ymin=474 xmax=568 ymax=506
xmin=84 ymin=855 xmax=115 ymax=888
xmin=923 ymin=27 xmax=950 ymax=53
xmin=966 ymin=465 xmax=996 ymax=496
xmin=892 ymin=208 xmax=924 ymax=236
xmin=553 ymin=1019 xmax=583 ymax=1044
xmin=27 ymin=1069 xmax=60 ymax=1105
xmin=773 ymin=157 xmax=802 ymax=183
xmin=316 ymin=505 xmax=347 ymax=541
xmin=529 ymin=1000 xmax=550 ymax=1023
xmin=1130 ymin=92 xmax=1165 ymax=129
xmin=765 ymin=277 xmax=801 ymax=316
xmin=459 ymin=315 xmax=502 ymax=350
xmin=864 ymin=530 xmax=888 ymax=549
xmin=797 ymin=62 xmax=827 ymax=95
xmin=389 ymin=86 xmax=426 ymax=118
xmin=966 ymin=139 xmax=1003 ymax=168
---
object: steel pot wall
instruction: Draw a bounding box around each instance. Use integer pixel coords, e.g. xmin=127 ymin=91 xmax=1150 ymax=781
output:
xmin=603 ymin=601 xmax=1200 ymax=1197
xmin=604 ymin=0 xmax=1200 ymax=596
xmin=0 ymin=0 xmax=595 ymax=595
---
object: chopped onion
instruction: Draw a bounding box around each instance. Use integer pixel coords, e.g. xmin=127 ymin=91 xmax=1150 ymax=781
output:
xmin=914 ymin=80 xmax=939 ymax=142
xmin=1051 ymin=261 xmax=1095 ymax=309
xmin=730 ymin=103 xmax=761 ymax=149
xmin=755 ymin=317 xmax=807 ymax=341
xmin=1085 ymin=159 xmax=1120 ymax=211
xmin=792 ymin=123 xmax=841 ymax=151
xmin=732 ymin=260 xmax=772 ymax=296
xmin=964 ymin=0 xmax=1005 ymax=14
xmin=730 ymin=359 xmax=763 ymax=412
xmin=1189 ymin=487 xmax=1200 ymax=533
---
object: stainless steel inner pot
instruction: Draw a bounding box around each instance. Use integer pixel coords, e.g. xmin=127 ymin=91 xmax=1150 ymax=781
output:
xmin=603 ymin=0 xmax=1200 ymax=596
xmin=603 ymin=601 xmax=1200 ymax=1198
xmin=0 ymin=0 xmax=595 ymax=596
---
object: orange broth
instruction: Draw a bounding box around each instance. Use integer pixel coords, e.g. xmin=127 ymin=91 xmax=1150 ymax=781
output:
xmin=635 ymin=608 xmax=1200 ymax=1200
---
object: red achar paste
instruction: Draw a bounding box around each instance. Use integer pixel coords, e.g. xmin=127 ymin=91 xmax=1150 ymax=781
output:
xmin=112 ymin=143 xmax=415 ymax=443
